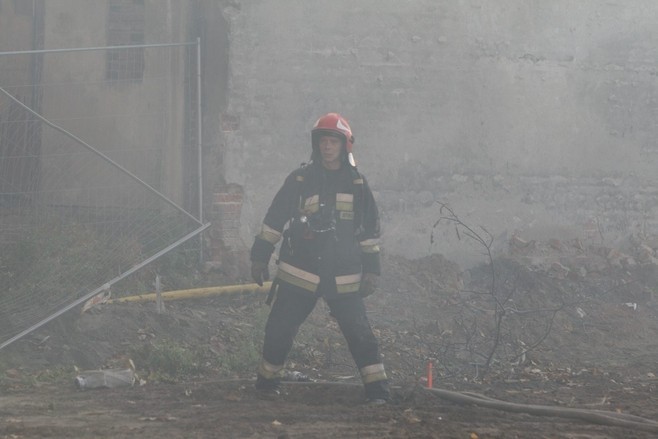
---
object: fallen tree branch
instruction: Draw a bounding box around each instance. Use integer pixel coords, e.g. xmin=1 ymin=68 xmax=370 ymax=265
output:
xmin=191 ymin=378 xmax=658 ymax=432
xmin=425 ymin=386 xmax=658 ymax=433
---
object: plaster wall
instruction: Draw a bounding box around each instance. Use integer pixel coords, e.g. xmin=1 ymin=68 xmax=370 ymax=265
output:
xmin=0 ymin=0 xmax=38 ymax=93
xmin=222 ymin=1 xmax=658 ymax=266
xmin=0 ymin=0 xmax=34 ymax=52
xmin=37 ymin=0 xmax=190 ymax=206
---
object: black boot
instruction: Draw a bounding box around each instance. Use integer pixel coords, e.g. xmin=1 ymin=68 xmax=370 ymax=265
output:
xmin=364 ymin=380 xmax=390 ymax=405
xmin=255 ymin=374 xmax=281 ymax=399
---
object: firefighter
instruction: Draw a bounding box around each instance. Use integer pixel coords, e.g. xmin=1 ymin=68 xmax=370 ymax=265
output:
xmin=250 ymin=112 xmax=390 ymax=404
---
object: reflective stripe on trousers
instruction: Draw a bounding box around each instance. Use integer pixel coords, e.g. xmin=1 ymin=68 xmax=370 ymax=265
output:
xmin=360 ymin=363 xmax=387 ymax=384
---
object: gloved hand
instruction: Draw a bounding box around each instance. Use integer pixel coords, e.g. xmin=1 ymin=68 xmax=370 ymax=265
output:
xmin=359 ymin=273 xmax=379 ymax=298
xmin=251 ymin=260 xmax=269 ymax=286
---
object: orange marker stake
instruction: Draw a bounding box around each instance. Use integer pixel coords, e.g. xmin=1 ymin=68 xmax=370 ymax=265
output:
xmin=427 ymin=361 xmax=433 ymax=388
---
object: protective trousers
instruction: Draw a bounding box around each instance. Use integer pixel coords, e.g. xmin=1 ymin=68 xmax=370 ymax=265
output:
xmin=258 ymin=287 xmax=389 ymax=399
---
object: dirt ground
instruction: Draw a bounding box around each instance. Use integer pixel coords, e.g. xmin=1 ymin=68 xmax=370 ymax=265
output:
xmin=3 ymin=232 xmax=658 ymax=438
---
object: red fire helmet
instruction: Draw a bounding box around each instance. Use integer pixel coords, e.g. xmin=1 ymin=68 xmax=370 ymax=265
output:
xmin=311 ymin=112 xmax=355 ymax=153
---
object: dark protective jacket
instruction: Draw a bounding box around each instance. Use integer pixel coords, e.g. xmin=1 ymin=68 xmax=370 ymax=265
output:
xmin=251 ymin=161 xmax=381 ymax=299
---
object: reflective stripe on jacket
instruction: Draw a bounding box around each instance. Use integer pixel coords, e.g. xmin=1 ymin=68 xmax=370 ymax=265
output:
xmin=251 ymin=162 xmax=380 ymax=299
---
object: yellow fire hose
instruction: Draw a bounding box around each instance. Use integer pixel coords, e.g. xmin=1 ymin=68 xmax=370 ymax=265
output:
xmin=107 ymin=281 xmax=272 ymax=304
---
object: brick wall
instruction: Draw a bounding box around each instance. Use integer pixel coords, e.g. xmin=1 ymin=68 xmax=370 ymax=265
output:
xmin=206 ymin=184 xmax=248 ymax=278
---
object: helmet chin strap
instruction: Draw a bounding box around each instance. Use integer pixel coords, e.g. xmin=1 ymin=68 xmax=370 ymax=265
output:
xmin=348 ymin=152 xmax=357 ymax=167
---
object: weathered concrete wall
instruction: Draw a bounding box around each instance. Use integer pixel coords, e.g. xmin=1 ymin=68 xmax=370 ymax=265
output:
xmin=222 ymin=0 xmax=658 ymax=267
